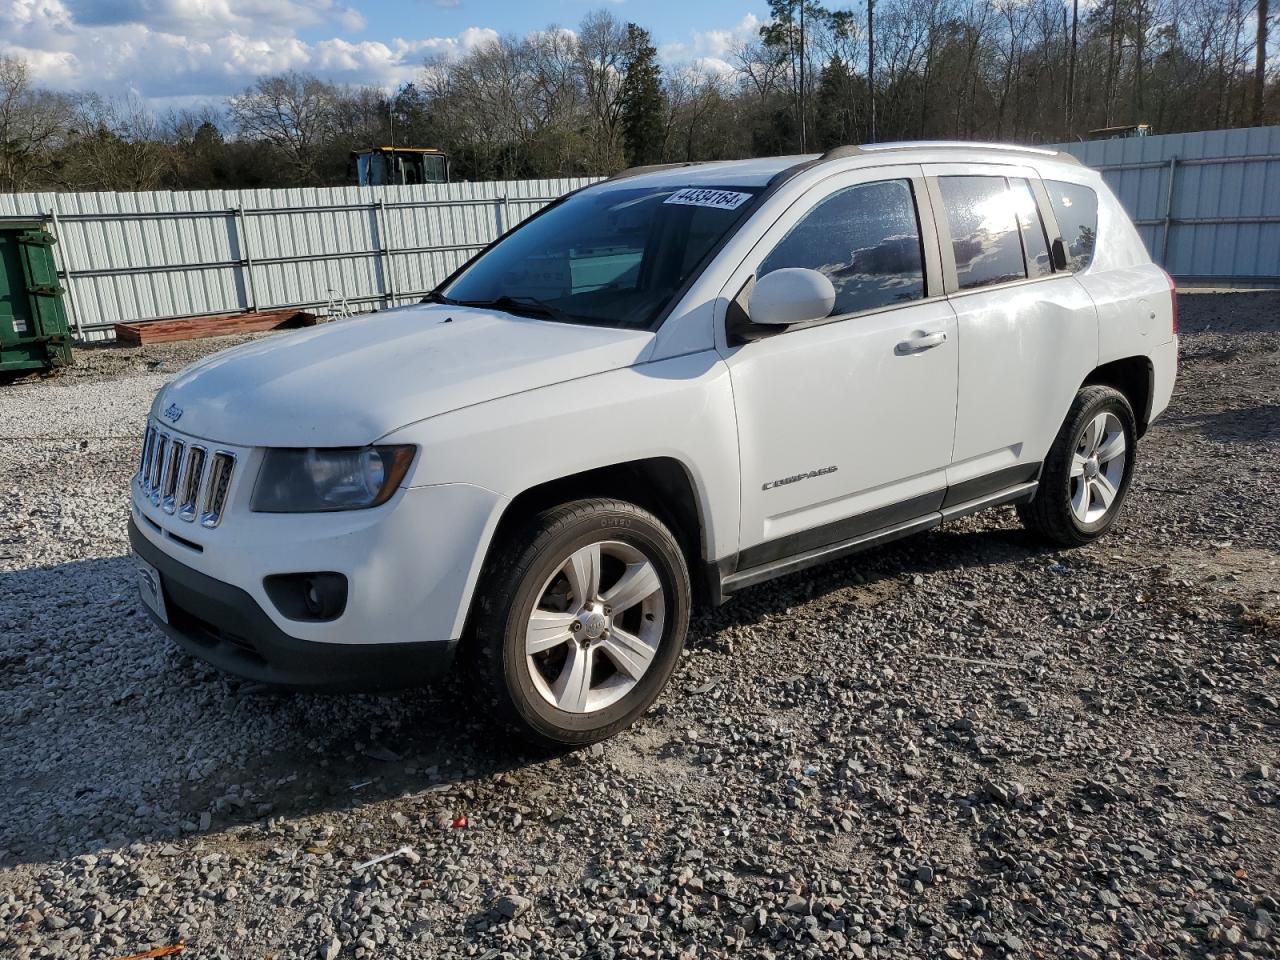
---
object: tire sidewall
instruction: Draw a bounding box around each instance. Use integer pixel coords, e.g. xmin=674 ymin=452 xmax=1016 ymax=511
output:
xmin=499 ymin=508 xmax=689 ymax=744
xmin=1061 ymin=391 xmax=1137 ymax=538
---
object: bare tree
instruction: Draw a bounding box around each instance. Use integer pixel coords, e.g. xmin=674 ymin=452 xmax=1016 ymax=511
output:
xmin=0 ymin=56 xmax=75 ymax=192
xmin=1256 ymin=0 xmax=1270 ymax=122
xmin=577 ymin=10 xmax=630 ymax=171
xmin=229 ymin=72 xmax=338 ymax=183
xmin=63 ymin=94 xmax=171 ymax=191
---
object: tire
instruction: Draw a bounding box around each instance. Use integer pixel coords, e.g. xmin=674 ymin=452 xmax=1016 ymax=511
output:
xmin=1018 ymin=385 xmax=1138 ymax=547
xmin=470 ymin=498 xmax=691 ymax=748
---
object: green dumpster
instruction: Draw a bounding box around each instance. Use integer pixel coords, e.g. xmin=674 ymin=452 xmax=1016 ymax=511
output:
xmin=0 ymin=220 xmax=73 ymax=375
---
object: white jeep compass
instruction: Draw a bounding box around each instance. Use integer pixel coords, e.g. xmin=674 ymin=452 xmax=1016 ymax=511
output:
xmin=130 ymin=142 xmax=1178 ymax=746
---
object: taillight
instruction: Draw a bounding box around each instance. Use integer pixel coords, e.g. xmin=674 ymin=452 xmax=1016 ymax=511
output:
xmin=1162 ymin=268 xmax=1178 ymax=336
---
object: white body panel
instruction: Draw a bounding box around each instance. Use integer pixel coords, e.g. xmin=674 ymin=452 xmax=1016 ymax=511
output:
xmin=155 ymin=305 xmax=655 ymax=447
xmin=945 ymin=273 xmax=1100 ymax=480
xmin=710 ymin=163 xmax=959 ymax=553
xmin=130 ymin=142 xmax=1178 ymax=660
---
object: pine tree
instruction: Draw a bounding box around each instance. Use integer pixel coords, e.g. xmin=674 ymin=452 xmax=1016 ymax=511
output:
xmin=620 ymin=23 xmax=665 ymax=167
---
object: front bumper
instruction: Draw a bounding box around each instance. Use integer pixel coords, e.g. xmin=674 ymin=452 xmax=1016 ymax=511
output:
xmin=130 ymin=518 xmax=457 ymax=689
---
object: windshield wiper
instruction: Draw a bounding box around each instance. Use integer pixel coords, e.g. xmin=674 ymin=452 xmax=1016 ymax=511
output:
xmin=454 ymin=295 xmax=583 ymax=325
xmin=421 ymin=289 xmax=456 ymax=305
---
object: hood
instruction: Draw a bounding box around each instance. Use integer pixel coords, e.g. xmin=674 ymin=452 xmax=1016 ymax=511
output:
xmin=153 ymin=304 xmax=655 ymax=447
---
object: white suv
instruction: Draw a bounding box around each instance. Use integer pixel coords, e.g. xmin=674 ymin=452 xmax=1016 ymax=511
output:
xmin=130 ymin=142 xmax=1178 ymax=745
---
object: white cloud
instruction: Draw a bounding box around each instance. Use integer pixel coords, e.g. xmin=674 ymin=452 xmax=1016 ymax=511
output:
xmin=660 ymin=13 xmax=761 ymax=67
xmin=337 ymin=5 xmax=363 ymax=32
xmin=1 ymin=1 xmax=763 ymax=105
xmin=0 ymin=0 xmax=501 ymax=99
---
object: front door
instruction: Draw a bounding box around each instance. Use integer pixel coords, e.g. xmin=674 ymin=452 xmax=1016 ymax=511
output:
xmin=718 ymin=166 xmax=959 ymax=568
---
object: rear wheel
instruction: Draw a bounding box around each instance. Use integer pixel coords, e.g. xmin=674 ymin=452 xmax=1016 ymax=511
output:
xmin=1018 ymin=385 xmax=1137 ymax=547
xmin=470 ymin=498 xmax=690 ymax=747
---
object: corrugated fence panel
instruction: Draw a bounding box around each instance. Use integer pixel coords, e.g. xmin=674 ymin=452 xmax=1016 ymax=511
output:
xmin=1049 ymin=126 xmax=1280 ymax=284
xmin=0 ymin=176 xmax=599 ymax=340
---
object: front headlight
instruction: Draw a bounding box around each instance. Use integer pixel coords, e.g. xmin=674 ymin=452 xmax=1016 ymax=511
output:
xmin=251 ymin=446 xmax=416 ymax=512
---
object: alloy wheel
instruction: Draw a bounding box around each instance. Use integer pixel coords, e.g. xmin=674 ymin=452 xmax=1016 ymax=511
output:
xmin=525 ymin=540 xmax=666 ymax=714
xmin=1069 ymin=411 xmax=1127 ymax=524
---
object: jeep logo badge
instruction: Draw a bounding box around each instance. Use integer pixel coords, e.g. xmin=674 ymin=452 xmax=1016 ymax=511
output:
xmin=163 ymin=402 xmax=183 ymax=423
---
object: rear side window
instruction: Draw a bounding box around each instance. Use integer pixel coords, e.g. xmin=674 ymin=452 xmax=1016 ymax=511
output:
xmin=758 ymin=179 xmax=926 ymax=317
xmin=1011 ymin=179 xmax=1053 ymax=279
xmin=938 ymin=176 xmax=1027 ymax=290
xmin=1045 ymin=180 xmax=1099 ymax=272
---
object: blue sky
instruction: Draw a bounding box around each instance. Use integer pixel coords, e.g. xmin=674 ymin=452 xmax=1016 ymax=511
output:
xmin=0 ymin=0 xmax=769 ymax=108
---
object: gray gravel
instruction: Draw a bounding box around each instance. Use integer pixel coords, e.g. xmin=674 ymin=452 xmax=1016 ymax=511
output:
xmin=2 ymin=293 xmax=1278 ymax=960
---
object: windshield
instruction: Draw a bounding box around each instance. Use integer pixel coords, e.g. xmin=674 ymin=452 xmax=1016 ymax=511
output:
xmin=439 ymin=184 xmax=760 ymax=330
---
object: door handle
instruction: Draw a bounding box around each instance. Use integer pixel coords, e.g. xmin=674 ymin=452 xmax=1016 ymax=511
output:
xmin=895 ymin=330 xmax=948 ymax=354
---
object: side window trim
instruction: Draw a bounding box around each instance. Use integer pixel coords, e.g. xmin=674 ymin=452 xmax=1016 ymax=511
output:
xmin=720 ymin=168 xmax=949 ymax=343
xmin=1009 ymin=177 xmax=1053 ymax=280
xmin=926 ymin=173 xmax=1075 ymax=297
xmin=1026 ymin=176 xmax=1066 ymax=266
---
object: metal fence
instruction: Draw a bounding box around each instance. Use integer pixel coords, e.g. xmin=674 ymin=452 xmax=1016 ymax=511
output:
xmin=0 ymin=177 xmax=599 ymax=341
xmin=1049 ymin=126 xmax=1280 ymax=285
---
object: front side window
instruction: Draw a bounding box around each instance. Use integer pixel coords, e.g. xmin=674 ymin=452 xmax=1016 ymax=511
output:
xmin=441 ymin=184 xmax=758 ymax=330
xmin=1045 ymin=180 xmax=1099 ymax=272
xmin=758 ymin=179 xmax=926 ymax=318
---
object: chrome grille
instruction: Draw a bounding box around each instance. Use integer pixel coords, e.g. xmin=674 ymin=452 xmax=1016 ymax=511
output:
xmin=178 ymin=446 xmax=206 ymax=522
xmin=201 ymin=453 xmax=235 ymax=528
xmin=160 ymin=439 xmax=184 ymax=513
xmin=137 ymin=421 xmax=236 ymax=529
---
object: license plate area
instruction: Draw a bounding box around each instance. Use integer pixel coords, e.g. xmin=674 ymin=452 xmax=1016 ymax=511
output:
xmin=134 ymin=555 xmax=169 ymax=624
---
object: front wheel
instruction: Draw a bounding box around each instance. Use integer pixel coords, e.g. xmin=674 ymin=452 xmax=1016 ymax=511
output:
xmin=1018 ymin=385 xmax=1137 ymax=547
xmin=470 ymin=498 xmax=690 ymax=747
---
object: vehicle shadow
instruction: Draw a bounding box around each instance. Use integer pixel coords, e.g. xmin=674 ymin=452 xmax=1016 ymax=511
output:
xmin=693 ymin=520 xmax=1048 ymax=637
xmin=1187 ymin=403 xmax=1280 ymax=444
xmin=0 ymin=516 xmax=1051 ymax=869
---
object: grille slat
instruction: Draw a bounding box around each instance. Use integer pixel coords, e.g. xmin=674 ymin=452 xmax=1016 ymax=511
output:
xmin=178 ymin=446 xmax=206 ymax=522
xmin=161 ymin=439 xmax=185 ymax=514
xmin=148 ymin=435 xmax=168 ymax=505
xmin=136 ymin=421 xmax=235 ymax=528
xmin=137 ymin=424 xmax=153 ymax=481
xmin=140 ymin=426 xmax=159 ymax=490
xmin=201 ymin=452 xmax=236 ymax=528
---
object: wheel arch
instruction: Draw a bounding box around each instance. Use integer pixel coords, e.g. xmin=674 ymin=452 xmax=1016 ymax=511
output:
xmin=1083 ymin=356 xmax=1154 ymax=437
xmin=472 ymin=457 xmax=717 ymax=612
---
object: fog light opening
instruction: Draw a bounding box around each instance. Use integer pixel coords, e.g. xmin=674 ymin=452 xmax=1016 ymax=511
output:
xmin=264 ymin=572 xmax=348 ymax=623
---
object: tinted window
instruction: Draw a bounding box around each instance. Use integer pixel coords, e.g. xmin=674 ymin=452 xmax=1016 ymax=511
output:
xmin=759 ymin=179 xmax=925 ymax=317
xmin=939 ymin=176 xmax=1026 ymax=290
xmin=443 ymin=184 xmax=757 ymax=330
xmin=1011 ymin=179 xmax=1053 ymax=279
xmin=1046 ymin=180 xmax=1099 ymax=272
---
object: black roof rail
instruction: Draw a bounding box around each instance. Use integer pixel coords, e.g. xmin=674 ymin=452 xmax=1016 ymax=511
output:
xmin=766 ymin=144 xmax=864 ymax=187
xmin=606 ymin=161 xmax=709 ymax=182
xmin=766 ymin=140 xmax=1081 ymax=188
xmin=860 ymin=140 xmax=1084 ymax=165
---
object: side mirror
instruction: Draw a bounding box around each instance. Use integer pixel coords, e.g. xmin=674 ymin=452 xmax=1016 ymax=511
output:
xmin=1051 ymin=237 xmax=1069 ymax=271
xmin=747 ymin=268 xmax=836 ymax=327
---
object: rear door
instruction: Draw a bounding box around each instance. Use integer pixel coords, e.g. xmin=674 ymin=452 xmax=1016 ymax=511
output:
xmin=717 ymin=165 xmax=959 ymax=568
xmin=922 ymin=164 xmax=1099 ymax=499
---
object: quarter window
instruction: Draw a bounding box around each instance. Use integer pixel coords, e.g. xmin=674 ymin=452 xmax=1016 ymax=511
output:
xmin=1046 ymin=180 xmax=1099 ymax=272
xmin=938 ymin=176 xmax=1027 ymax=290
xmin=758 ymin=179 xmax=926 ymax=317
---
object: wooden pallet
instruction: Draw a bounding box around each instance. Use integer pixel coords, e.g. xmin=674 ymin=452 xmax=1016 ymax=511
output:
xmin=113 ymin=309 xmax=318 ymax=345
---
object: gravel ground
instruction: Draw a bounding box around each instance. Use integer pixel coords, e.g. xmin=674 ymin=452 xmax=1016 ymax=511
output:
xmin=2 ymin=293 xmax=1278 ymax=960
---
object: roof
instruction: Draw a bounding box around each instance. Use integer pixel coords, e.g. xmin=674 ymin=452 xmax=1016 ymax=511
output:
xmin=602 ymin=141 xmax=1082 ymax=191
xmin=353 ymin=146 xmax=447 ymax=155
xmin=601 ymin=155 xmax=816 ymax=189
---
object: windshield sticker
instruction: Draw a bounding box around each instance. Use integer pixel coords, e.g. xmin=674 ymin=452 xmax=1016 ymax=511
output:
xmin=663 ymin=188 xmax=752 ymax=211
